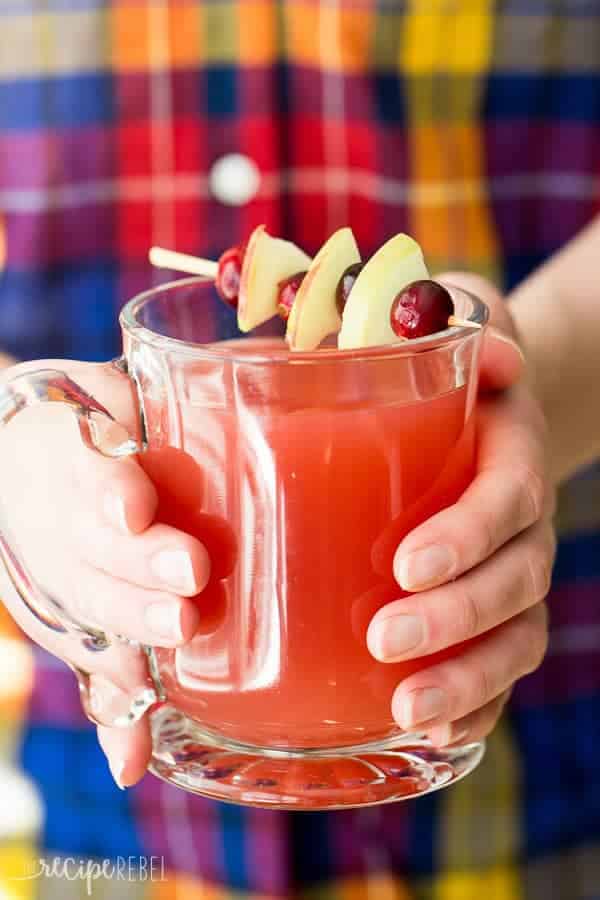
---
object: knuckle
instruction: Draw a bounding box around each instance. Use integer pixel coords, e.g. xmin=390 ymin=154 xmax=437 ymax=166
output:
xmin=455 ymin=581 xmax=483 ymax=641
xmin=514 ymin=463 xmax=546 ymax=527
xmin=484 ymin=696 xmax=508 ymax=733
xmin=469 ymin=662 xmax=493 ymax=710
xmin=525 ymin=543 xmax=554 ymax=604
xmin=517 ymin=611 xmax=549 ymax=674
xmin=545 ymin=525 xmax=558 ymax=563
xmin=545 ymin=484 xmax=558 ymax=519
xmin=470 ymin=506 xmax=496 ymax=561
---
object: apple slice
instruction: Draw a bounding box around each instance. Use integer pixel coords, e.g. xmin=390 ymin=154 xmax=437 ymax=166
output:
xmin=337 ymin=234 xmax=429 ymax=349
xmin=237 ymin=226 xmax=311 ymax=333
xmin=286 ymin=227 xmax=361 ymax=351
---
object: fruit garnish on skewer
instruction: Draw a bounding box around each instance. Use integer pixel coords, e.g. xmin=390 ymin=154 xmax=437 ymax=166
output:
xmin=150 ymin=229 xmax=480 ymax=350
xmin=390 ymin=279 xmax=454 ymax=339
xmin=389 ymin=280 xmax=480 ymax=338
xmin=238 ymin=226 xmax=312 ymax=332
xmin=149 ymin=226 xmax=311 ymax=330
xmin=286 ymin=228 xmax=361 ymax=351
xmin=336 ymin=263 xmax=364 ymax=315
xmin=216 ymin=246 xmax=245 ymax=307
xmin=149 ymin=245 xmax=239 ymax=307
xmin=337 ymin=234 xmax=429 ymax=349
xmin=277 ymin=272 xmax=307 ymax=321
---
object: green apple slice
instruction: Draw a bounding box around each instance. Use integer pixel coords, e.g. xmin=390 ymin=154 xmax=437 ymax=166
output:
xmin=337 ymin=234 xmax=429 ymax=349
xmin=237 ymin=225 xmax=311 ymax=333
xmin=287 ymin=227 xmax=361 ymax=351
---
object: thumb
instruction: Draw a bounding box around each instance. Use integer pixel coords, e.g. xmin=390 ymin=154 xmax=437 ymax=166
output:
xmin=439 ymin=271 xmax=525 ymax=392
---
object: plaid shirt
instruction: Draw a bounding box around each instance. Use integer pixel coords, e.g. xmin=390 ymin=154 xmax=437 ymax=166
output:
xmin=2 ymin=1 xmax=600 ymax=897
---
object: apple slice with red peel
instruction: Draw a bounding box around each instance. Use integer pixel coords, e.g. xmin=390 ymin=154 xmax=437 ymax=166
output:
xmin=287 ymin=227 xmax=361 ymax=351
xmin=338 ymin=234 xmax=429 ymax=349
xmin=237 ymin=225 xmax=311 ymax=333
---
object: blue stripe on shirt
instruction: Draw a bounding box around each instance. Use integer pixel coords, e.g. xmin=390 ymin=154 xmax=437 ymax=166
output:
xmin=0 ymin=74 xmax=114 ymax=130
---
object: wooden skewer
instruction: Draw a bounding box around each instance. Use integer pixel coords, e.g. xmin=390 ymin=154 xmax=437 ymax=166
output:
xmin=149 ymin=246 xmax=219 ymax=279
xmin=447 ymin=315 xmax=482 ymax=330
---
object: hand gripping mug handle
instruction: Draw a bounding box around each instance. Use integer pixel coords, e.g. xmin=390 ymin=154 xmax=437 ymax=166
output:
xmin=0 ymin=360 xmax=160 ymax=727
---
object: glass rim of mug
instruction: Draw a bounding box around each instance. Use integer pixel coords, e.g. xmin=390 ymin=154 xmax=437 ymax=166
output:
xmin=120 ymin=276 xmax=489 ymax=363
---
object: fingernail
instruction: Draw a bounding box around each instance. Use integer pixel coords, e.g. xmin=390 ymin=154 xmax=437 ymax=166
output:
xmin=395 ymin=545 xmax=455 ymax=591
xmin=427 ymin=724 xmax=469 ymax=748
xmin=103 ymin=493 xmax=128 ymax=533
xmin=398 ymin=687 xmax=447 ymax=729
xmin=110 ymin=759 xmax=127 ymax=791
xmin=151 ymin=550 xmax=197 ymax=594
xmin=145 ymin=600 xmax=184 ymax=642
xmin=369 ymin=615 xmax=424 ymax=661
xmin=487 ymin=326 xmax=526 ymax=363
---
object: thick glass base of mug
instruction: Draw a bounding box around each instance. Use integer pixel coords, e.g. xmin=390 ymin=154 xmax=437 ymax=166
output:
xmin=149 ymin=706 xmax=485 ymax=810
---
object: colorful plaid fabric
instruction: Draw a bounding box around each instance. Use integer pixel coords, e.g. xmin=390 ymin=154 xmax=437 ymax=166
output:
xmin=2 ymin=0 xmax=600 ymax=897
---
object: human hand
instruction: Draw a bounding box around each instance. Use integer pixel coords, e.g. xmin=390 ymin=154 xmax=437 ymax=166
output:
xmin=367 ymin=274 xmax=556 ymax=746
xmin=0 ymin=360 xmax=211 ymax=787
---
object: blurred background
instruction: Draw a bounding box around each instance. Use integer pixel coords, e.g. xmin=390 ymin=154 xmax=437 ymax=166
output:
xmin=0 ymin=603 xmax=41 ymax=899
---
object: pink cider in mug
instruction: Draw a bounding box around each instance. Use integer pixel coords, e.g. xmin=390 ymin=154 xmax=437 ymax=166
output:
xmin=140 ymin=338 xmax=475 ymax=749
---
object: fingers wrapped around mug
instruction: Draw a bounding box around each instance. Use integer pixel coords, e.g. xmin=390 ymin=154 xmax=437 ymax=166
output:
xmin=391 ymin=390 xmax=550 ymax=595
xmin=387 ymin=601 xmax=548 ymax=740
xmin=367 ymin=513 xmax=554 ymax=741
xmin=368 ymin=519 xmax=555 ymax=664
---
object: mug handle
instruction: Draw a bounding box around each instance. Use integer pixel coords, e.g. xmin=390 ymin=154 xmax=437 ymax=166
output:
xmin=0 ymin=360 xmax=158 ymax=726
xmin=0 ymin=361 xmax=139 ymax=460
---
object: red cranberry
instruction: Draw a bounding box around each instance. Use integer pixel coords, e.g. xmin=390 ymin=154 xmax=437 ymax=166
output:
xmin=336 ymin=263 xmax=363 ymax=315
xmin=216 ymin=246 xmax=244 ymax=308
xmin=277 ymin=271 xmax=307 ymax=320
xmin=390 ymin=280 xmax=454 ymax=339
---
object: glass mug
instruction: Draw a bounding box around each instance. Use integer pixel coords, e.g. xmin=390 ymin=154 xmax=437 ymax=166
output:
xmin=0 ymin=278 xmax=487 ymax=809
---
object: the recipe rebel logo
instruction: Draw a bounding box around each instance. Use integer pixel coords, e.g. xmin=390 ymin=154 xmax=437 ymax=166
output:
xmin=10 ymin=855 xmax=167 ymax=895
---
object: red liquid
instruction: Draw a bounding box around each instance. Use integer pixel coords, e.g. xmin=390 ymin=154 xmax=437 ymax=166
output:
xmin=141 ymin=341 xmax=475 ymax=749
